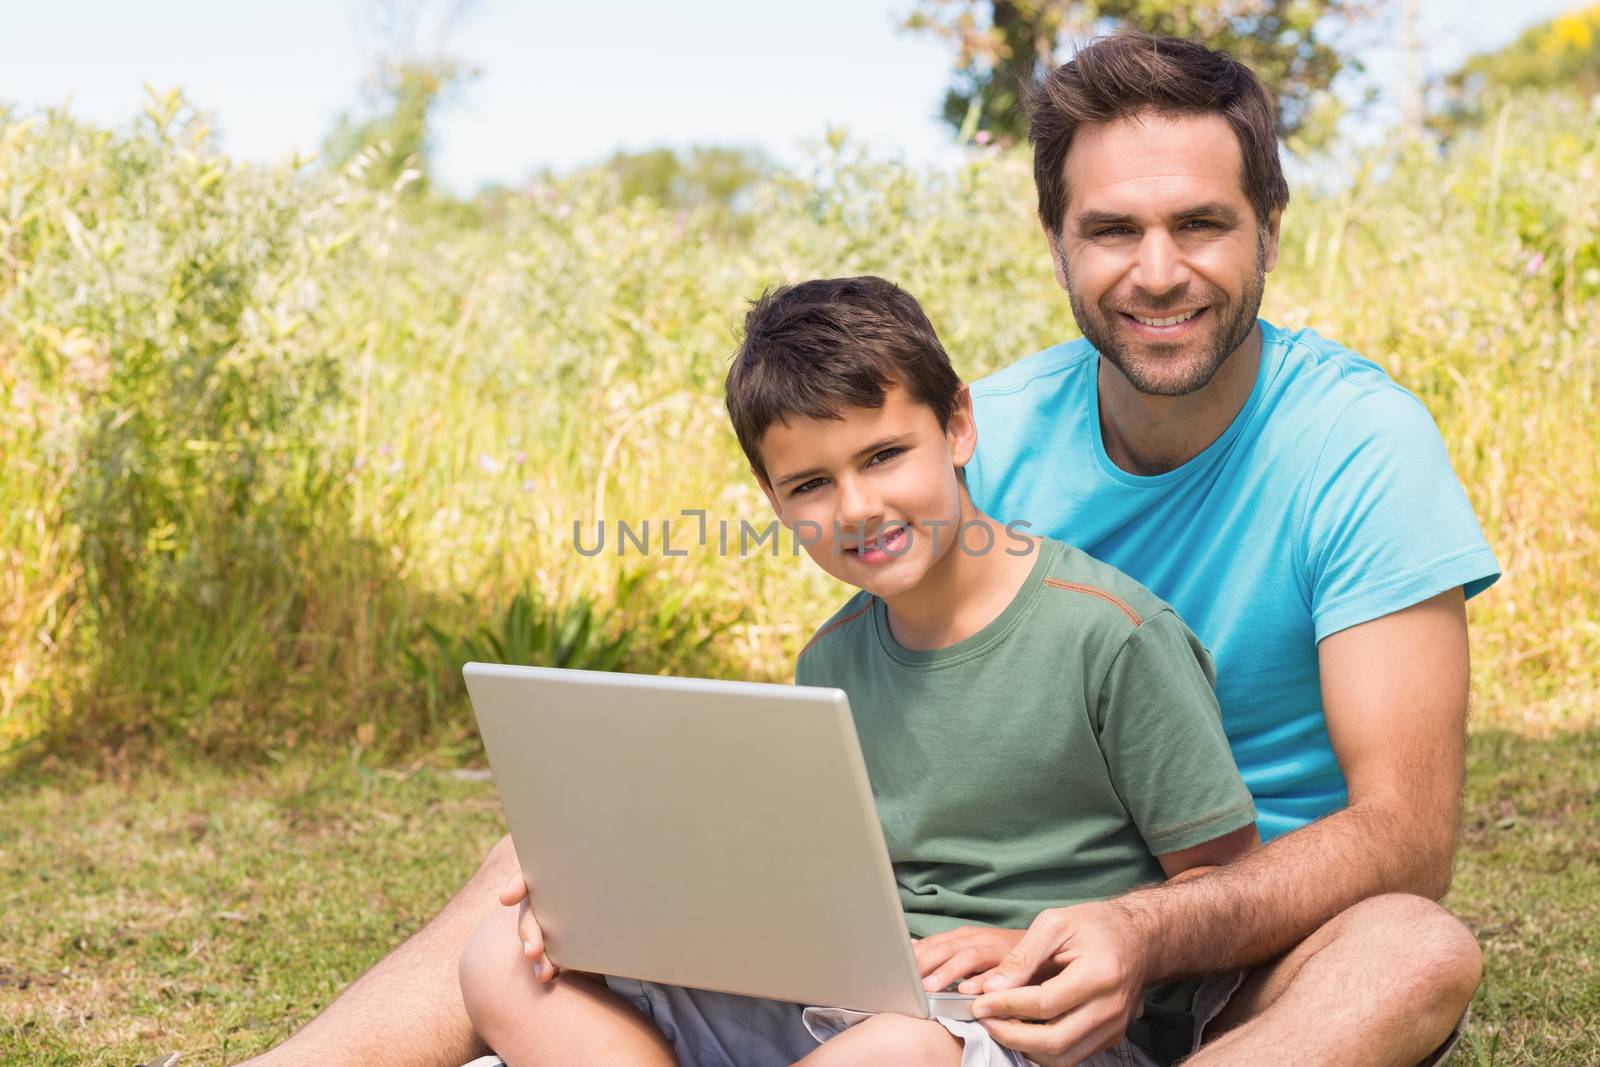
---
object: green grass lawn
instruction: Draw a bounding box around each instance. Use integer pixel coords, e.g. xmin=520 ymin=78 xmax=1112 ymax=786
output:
xmin=3 ymin=729 xmax=1596 ymax=1066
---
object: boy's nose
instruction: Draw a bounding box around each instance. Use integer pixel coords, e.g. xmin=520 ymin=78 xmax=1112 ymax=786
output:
xmin=835 ymin=476 xmax=883 ymax=533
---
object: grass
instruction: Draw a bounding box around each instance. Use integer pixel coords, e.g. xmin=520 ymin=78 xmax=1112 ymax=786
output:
xmin=2 ymin=727 xmax=1595 ymax=1065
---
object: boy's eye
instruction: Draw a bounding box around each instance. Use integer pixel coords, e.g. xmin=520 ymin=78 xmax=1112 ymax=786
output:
xmin=787 ymin=447 xmax=902 ymax=496
xmin=867 ymin=447 xmax=904 ymax=466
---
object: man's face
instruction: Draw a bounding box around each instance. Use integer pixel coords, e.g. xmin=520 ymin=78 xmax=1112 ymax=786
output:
xmin=756 ymin=382 xmax=976 ymax=600
xmin=1048 ymin=111 xmax=1281 ymax=396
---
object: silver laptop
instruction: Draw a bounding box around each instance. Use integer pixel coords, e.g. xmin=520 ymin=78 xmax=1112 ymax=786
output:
xmin=463 ymin=662 xmax=977 ymax=1020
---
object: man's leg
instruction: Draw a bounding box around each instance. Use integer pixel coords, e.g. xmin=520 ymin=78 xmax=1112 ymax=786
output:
xmin=1186 ymin=894 xmax=1482 ymax=1067
xmin=234 ymin=833 xmax=519 ymax=1067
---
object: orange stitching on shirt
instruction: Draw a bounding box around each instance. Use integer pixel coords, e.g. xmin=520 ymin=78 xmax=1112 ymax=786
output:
xmin=1041 ymin=578 xmax=1143 ymax=626
xmin=799 ymin=603 xmax=872 ymax=658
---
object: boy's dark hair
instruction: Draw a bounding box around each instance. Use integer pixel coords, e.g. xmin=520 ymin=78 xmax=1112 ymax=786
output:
xmin=725 ymin=276 xmax=963 ymax=486
xmin=1028 ymin=31 xmax=1290 ymax=236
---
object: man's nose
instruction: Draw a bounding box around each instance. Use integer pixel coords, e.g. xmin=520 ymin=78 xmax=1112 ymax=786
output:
xmin=1130 ymin=228 xmax=1191 ymax=297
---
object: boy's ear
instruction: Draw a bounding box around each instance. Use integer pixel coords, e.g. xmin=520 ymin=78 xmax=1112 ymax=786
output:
xmin=947 ymin=383 xmax=978 ymax=468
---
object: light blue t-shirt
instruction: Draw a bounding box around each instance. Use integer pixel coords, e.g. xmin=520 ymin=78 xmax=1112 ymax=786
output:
xmin=966 ymin=320 xmax=1499 ymax=841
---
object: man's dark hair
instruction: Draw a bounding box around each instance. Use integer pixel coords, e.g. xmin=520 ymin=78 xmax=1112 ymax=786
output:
xmin=725 ymin=276 xmax=963 ymax=486
xmin=1028 ymin=31 xmax=1290 ymax=236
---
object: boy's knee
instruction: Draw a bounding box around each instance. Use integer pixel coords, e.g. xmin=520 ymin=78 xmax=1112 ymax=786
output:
xmin=826 ymin=1015 xmax=961 ymax=1067
xmin=459 ymin=905 xmax=537 ymax=1038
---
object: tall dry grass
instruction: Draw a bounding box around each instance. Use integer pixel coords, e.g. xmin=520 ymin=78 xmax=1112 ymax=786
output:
xmin=1 ymin=90 xmax=1595 ymax=763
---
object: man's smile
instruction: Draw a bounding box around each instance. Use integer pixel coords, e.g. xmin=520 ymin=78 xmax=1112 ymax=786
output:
xmin=1117 ymin=305 xmax=1211 ymax=339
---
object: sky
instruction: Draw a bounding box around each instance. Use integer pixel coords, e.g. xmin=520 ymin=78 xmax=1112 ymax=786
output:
xmin=0 ymin=0 xmax=1586 ymax=195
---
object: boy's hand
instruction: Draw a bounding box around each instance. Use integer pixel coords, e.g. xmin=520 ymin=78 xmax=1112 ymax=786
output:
xmin=499 ymin=870 xmax=559 ymax=982
xmin=913 ymin=925 xmax=1027 ymax=993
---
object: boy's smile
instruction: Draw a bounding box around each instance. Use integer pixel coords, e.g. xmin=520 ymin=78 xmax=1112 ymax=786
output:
xmin=847 ymin=524 xmax=909 ymax=565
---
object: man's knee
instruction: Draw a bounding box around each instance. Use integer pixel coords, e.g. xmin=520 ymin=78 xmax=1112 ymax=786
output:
xmin=1339 ymin=894 xmax=1483 ymax=1008
xmin=477 ymin=832 xmax=518 ymax=884
xmin=415 ymin=833 xmax=516 ymax=944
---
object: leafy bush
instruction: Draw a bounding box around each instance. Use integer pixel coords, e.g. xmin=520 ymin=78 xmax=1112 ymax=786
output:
xmin=405 ymin=570 xmax=738 ymax=718
xmin=2 ymin=86 xmax=1595 ymax=763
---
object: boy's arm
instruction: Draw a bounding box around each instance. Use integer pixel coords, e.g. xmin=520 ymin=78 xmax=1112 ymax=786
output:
xmin=1091 ymin=608 xmax=1258 ymax=863
xmin=1157 ymin=821 xmax=1260 ymax=882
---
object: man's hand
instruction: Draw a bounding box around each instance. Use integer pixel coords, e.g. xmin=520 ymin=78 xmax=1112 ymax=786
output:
xmin=499 ymin=870 xmax=559 ymax=982
xmin=913 ymin=925 xmax=1026 ymax=993
xmin=970 ymin=901 xmax=1149 ymax=1067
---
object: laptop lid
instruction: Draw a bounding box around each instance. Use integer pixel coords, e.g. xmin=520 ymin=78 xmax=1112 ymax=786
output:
xmin=463 ymin=662 xmax=930 ymax=1016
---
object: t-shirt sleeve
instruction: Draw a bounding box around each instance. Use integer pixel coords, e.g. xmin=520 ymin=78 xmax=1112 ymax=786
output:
xmin=1097 ymin=610 xmax=1257 ymax=856
xmin=1301 ymin=387 xmax=1500 ymax=642
xmin=794 ymin=648 xmax=817 ymax=687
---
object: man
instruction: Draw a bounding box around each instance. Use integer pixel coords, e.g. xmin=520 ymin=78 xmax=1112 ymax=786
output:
xmin=238 ymin=31 xmax=1495 ymax=1067
xmin=926 ymin=33 xmax=1496 ymax=1067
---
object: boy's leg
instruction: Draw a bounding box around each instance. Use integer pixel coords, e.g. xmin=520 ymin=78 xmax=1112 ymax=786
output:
xmin=459 ymin=904 xmax=676 ymax=1067
xmin=793 ymin=1015 xmax=961 ymax=1067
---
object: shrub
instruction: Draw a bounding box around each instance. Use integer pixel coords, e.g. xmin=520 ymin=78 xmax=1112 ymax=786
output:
xmin=2 ymin=88 xmax=1594 ymax=762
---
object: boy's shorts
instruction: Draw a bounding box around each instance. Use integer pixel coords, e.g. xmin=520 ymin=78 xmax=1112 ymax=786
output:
xmin=594 ymin=971 xmax=1246 ymax=1067
xmin=462 ymin=970 xmax=1467 ymax=1067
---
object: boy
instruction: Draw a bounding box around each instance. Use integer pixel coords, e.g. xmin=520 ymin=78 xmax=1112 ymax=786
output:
xmin=458 ymin=276 xmax=1258 ymax=1067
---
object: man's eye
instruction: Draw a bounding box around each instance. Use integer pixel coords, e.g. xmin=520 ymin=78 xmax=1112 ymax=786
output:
xmin=1183 ymin=219 xmax=1220 ymax=230
xmin=1094 ymin=227 xmax=1133 ymax=238
xmin=867 ymin=447 xmax=904 ymax=466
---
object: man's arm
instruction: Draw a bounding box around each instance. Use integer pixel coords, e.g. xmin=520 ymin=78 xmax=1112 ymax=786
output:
xmin=973 ymin=587 xmax=1469 ymax=1054
xmin=913 ymin=821 xmax=1260 ymax=996
xmin=1127 ymin=584 xmax=1470 ymax=962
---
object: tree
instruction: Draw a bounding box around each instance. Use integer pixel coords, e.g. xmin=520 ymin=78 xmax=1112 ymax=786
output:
xmin=598 ymin=146 xmax=772 ymax=211
xmin=323 ymin=58 xmax=474 ymax=197
xmin=1434 ymin=3 xmax=1600 ymax=133
xmin=321 ymin=0 xmax=480 ymax=198
xmin=901 ymin=0 xmax=1375 ymax=149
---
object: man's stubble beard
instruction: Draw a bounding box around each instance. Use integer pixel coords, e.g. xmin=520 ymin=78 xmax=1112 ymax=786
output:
xmin=1064 ymin=235 xmax=1268 ymax=398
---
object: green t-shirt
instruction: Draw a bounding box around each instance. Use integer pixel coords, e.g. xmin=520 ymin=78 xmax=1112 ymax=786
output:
xmin=795 ymin=536 xmax=1255 ymax=1061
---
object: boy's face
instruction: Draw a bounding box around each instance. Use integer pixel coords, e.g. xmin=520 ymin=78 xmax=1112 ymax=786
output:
xmin=756 ymin=382 xmax=977 ymax=600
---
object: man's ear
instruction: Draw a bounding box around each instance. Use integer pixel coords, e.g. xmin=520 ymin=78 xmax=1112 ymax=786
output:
xmin=1262 ymin=209 xmax=1284 ymax=273
xmin=947 ymin=383 xmax=978 ymax=468
xmin=754 ymin=468 xmax=789 ymax=528
xmin=1041 ymin=220 xmax=1069 ymax=292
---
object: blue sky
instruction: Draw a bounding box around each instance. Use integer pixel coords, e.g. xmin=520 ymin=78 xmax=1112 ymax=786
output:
xmin=1 ymin=0 xmax=1584 ymax=194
